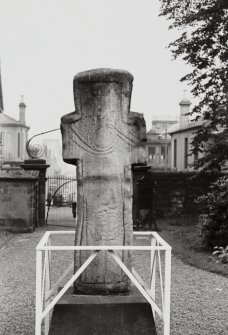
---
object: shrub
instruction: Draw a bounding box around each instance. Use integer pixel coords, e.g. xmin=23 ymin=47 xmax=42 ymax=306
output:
xmin=213 ymin=246 xmax=228 ymax=265
xmin=197 ymin=176 xmax=228 ymax=249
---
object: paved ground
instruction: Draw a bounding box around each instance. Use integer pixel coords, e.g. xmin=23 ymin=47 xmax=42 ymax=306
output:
xmin=0 ymin=226 xmax=228 ymax=335
xmin=46 ymin=206 xmax=76 ymax=228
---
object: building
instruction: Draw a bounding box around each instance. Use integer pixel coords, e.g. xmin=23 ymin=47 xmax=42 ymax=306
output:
xmin=43 ymin=139 xmax=62 ymax=176
xmin=145 ymin=119 xmax=177 ymax=170
xmin=169 ymin=95 xmax=203 ymax=172
xmin=0 ymin=66 xmax=29 ymax=165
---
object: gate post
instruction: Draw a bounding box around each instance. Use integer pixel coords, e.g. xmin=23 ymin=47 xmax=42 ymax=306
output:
xmin=21 ymin=159 xmax=50 ymax=226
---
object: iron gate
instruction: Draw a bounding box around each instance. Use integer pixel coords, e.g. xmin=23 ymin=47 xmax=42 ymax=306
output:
xmin=46 ymin=176 xmax=77 ymax=227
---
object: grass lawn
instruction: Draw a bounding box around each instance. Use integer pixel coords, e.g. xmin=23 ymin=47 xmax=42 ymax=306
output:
xmin=157 ymin=216 xmax=228 ymax=278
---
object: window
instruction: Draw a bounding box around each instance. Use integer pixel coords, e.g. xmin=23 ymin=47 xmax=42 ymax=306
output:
xmin=161 ymin=146 xmax=166 ymax=160
xmin=0 ymin=132 xmax=4 ymax=158
xmin=174 ymin=139 xmax=177 ymax=168
xmin=148 ymin=146 xmax=156 ymax=162
xmin=0 ymin=132 xmax=3 ymax=144
xmin=21 ymin=133 xmax=25 ymax=158
xmin=18 ymin=133 xmax=21 ymax=158
xmin=184 ymin=137 xmax=188 ymax=169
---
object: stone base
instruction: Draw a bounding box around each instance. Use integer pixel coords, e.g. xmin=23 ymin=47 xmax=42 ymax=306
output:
xmin=49 ymin=288 xmax=157 ymax=335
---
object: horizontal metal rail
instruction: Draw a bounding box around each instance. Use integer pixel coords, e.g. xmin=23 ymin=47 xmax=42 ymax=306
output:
xmin=38 ymin=245 xmax=170 ymax=251
xmin=36 ymin=231 xmax=171 ymax=335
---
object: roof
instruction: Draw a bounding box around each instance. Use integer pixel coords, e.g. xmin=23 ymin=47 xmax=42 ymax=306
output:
xmin=168 ymin=119 xmax=204 ymax=134
xmin=147 ymin=120 xmax=178 ymax=136
xmin=0 ymin=112 xmax=29 ymax=128
xmin=147 ymin=129 xmax=158 ymax=135
xmin=0 ymin=112 xmax=18 ymax=124
xmin=147 ymin=128 xmax=172 ymax=143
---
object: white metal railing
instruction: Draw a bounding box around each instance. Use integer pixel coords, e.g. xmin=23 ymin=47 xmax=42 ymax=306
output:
xmin=36 ymin=231 xmax=171 ymax=335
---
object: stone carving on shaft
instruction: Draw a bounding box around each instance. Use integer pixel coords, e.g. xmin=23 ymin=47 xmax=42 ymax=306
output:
xmin=61 ymin=68 xmax=146 ymax=295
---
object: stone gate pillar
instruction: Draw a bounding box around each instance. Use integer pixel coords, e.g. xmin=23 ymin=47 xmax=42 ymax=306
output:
xmin=21 ymin=159 xmax=49 ymax=227
xmin=61 ymin=68 xmax=146 ymax=295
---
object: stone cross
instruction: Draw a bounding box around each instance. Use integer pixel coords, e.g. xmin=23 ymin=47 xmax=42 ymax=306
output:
xmin=61 ymin=68 xmax=146 ymax=295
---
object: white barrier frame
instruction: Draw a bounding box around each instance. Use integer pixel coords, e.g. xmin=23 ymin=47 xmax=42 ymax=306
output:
xmin=36 ymin=231 xmax=171 ymax=335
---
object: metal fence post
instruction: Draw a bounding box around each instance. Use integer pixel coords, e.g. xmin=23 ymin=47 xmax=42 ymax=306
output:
xmin=164 ymin=248 xmax=171 ymax=335
xmin=150 ymin=236 xmax=157 ymax=319
xmin=35 ymin=249 xmax=43 ymax=335
xmin=45 ymin=244 xmax=51 ymax=335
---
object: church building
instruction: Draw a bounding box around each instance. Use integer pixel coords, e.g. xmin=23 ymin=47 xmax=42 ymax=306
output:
xmin=0 ymin=66 xmax=29 ymax=165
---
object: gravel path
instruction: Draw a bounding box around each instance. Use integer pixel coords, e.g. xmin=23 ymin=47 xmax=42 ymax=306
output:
xmin=0 ymin=228 xmax=228 ymax=335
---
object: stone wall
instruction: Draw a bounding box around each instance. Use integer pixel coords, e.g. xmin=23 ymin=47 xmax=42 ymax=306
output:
xmin=132 ymin=168 xmax=220 ymax=226
xmin=0 ymin=170 xmax=39 ymax=232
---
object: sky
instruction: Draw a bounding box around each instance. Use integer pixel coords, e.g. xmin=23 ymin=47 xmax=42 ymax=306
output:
xmin=0 ymin=0 xmax=192 ymax=139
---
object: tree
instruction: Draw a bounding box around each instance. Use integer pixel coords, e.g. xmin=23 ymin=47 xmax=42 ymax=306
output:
xmin=159 ymin=0 xmax=228 ymax=171
xmin=197 ymin=176 xmax=228 ymax=248
xmin=159 ymin=0 xmax=228 ymax=249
